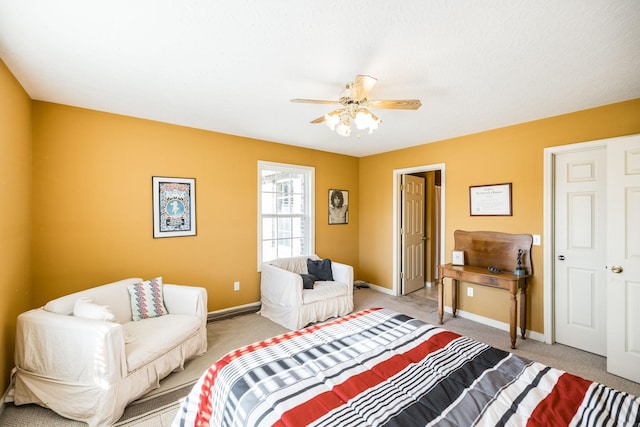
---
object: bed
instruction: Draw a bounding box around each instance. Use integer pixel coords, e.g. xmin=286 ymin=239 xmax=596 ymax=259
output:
xmin=173 ymin=308 xmax=640 ymax=427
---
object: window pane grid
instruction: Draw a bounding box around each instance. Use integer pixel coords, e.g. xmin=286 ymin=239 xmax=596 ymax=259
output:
xmin=259 ymin=163 xmax=313 ymax=265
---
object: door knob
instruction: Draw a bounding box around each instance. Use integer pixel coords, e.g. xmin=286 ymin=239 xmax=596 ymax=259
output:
xmin=611 ymin=265 xmax=623 ymax=274
xmin=557 ymin=255 xmax=565 ymax=261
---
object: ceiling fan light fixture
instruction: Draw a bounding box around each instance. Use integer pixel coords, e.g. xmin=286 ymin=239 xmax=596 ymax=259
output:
xmin=324 ymin=112 xmax=340 ymax=130
xmin=324 ymin=107 xmax=380 ymax=137
xmin=335 ymin=120 xmax=352 ymax=137
xmin=292 ymin=75 xmax=420 ymax=138
xmin=354 ymin=108 xmax=380 ymax=133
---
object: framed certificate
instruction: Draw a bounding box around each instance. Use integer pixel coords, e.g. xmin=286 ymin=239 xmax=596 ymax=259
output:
xmin=469 ymin=183 xmax=512 ymax=216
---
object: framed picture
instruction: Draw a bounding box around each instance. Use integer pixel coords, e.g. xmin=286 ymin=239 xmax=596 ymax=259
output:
xmin=452 ymin=250 xmax=465 ymax=265
xmin=328 ymin=189 xmax=349 ymax=225
xmin=152 ymin=176 xmax=196 ymax=238
xmin=469 ymin=183 xmax=512 ymax=216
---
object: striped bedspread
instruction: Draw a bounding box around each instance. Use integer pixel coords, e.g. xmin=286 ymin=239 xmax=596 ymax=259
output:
xmin=173 ymin=308 xmax=640 ymax=427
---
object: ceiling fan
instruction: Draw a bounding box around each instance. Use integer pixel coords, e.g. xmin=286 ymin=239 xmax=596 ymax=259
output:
xmin=291 ymin=75 xmax=422 ymax=137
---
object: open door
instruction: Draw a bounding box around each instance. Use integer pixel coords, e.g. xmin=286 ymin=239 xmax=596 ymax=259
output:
xmin=401 ymin=174 xmax=425 ymax=294
xmin=606 ymin=134 xmax=640 ymax=382
xmin=393 ymin=164 xmax=445 ymax=297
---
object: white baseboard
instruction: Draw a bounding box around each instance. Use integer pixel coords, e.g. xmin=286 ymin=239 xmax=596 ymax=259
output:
xmin=443 ymin=306 xmax=545 ymax=342
xmin=366 ymin=282 xmax=395 ymax=295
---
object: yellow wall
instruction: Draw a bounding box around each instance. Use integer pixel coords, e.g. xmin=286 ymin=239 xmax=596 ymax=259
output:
xmin=358 ymin=98 xmax=640 ymax=334
xmin=30 ymin=102 xmax=360 ymax=309
xmin=0 ymin=60 xmax=32 ymax=394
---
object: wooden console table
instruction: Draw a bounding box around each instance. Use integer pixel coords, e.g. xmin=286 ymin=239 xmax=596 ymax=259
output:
xmin=437 ymin=230 xmax=533 ymax=349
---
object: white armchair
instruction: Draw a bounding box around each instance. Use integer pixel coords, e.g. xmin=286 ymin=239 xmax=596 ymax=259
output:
xmin=259 ymin=255 xmax=354 ymax=330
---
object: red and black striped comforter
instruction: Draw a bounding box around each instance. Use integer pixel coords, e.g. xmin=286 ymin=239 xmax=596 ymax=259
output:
xmin=173 ymin=308 xmax=640 ymax=426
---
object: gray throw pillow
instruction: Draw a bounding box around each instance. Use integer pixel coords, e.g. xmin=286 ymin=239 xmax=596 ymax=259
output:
xmin=300 ymin=274 xmax=318 ymax=289
xmin=307 ymin=258 xmax=334 ymax=281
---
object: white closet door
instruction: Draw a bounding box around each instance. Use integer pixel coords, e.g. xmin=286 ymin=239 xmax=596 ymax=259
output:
xmin=606 ymin=134 xmax=640 ymax=383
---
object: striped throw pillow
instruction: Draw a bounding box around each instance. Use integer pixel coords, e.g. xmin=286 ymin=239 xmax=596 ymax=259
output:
xmin=127 ymin=277 xmax=168 ymax=321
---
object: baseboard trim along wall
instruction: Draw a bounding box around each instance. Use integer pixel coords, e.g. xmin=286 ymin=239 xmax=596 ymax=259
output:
xmin=365 ymin=282 xmax=395 ymax=295
xmin=207 ymin=302 xmax=261 ymax=323
xmin=443 ymin=306 xmax=545 ymax=342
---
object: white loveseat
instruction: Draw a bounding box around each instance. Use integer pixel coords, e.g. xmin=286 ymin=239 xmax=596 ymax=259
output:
xmin=8 ymin=277 xmax=208 ymax=427
xmin=260 ymin=255 xmax=354 ymax=330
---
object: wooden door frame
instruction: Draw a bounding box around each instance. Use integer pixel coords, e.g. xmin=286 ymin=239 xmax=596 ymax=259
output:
xmin=543 ymin=139 xmax=608 ymax=345
xmin=393 ymin=164 xmax=446 ymax=296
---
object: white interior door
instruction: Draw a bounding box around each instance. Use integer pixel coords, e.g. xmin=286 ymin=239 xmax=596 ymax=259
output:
xmin=606 ymin=134 xmax=640 ymax=382
xmin=401 ymin=174 xmax=425 ymax=295
xmin=554 ymin=148 xmax=607 ymax=356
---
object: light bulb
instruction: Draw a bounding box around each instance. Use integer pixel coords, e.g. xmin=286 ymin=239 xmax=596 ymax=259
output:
xmin=336 ymin=121 xmax=351 ymax=137
xmin=324 ymin=113 xmax=340 ymax=131
xmin=354 ymin=109 xmax=380 ymax=133
xmin=353 ymin=110 xmax=370 ymax=129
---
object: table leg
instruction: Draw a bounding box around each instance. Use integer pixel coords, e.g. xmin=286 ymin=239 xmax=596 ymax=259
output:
xmin=520 ymin=280 xmax=527 ymax=339
xmin=510 ymin=291 xmax=517 ymax=349
xmin=452 ymin=279 xmax=458 ymax=318
xmin=437 ymin=277 xmax=444 ymax=324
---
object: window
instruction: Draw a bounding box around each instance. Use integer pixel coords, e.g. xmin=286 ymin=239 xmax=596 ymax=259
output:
xmin=258 ymin=161 xmax=314 ymax=268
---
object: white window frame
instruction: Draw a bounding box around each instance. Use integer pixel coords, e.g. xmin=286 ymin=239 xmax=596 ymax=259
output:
xmin=257 ymin=161 xmax=315 ymax=270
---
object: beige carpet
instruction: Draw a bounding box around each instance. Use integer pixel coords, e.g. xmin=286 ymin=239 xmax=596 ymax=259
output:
xmin=1 ymin=287 xmax=638 ymax=426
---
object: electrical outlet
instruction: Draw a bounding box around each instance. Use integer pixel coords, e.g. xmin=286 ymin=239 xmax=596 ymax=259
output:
xmin=467 ymin=287 xmax=474 ymax=297
xmin=233 ymin=281 xmax=240 ymax=291
xmin=533 ymin=234 xmax=541 ymax=246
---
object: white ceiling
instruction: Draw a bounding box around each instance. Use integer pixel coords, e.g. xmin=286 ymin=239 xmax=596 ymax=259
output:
xmin=1 ymin=1 xmax=639 ymax=157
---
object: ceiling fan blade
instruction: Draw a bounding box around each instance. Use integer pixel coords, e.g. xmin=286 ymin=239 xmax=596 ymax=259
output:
xmin=310 ymin=108 xmax=344 ymax=123
xmin=368 ymin=99 xmax=422 ymax=110
xmin=310 ymin=116 xmax=326 ymax=124
xmin=351 ymin=75 xmax=378 ymax=100
xmin=291 ymin=98 xmax=341 ymax=105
